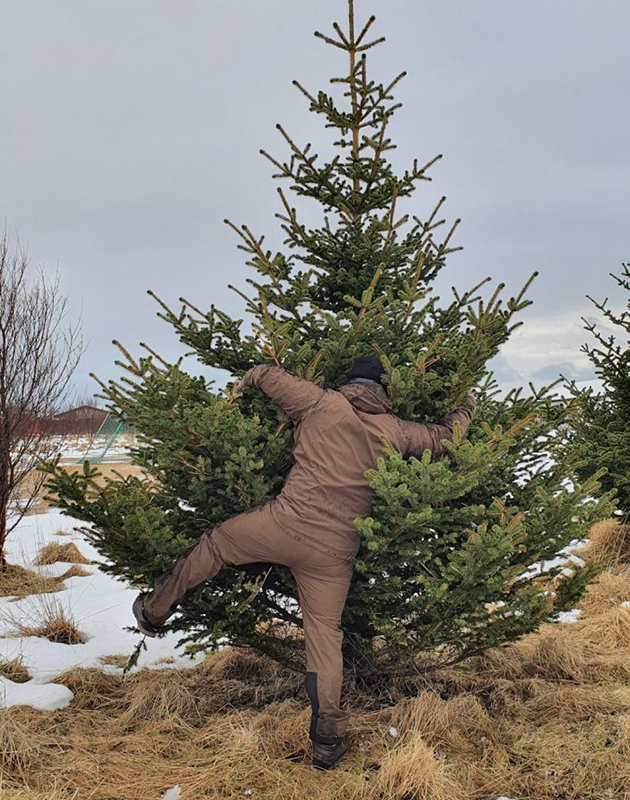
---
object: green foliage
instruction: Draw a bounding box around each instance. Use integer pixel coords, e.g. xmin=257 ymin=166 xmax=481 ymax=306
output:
xmin=41 ymin=2 xmax=614 ymax=675
xmin=565 ymin=264 xmax=630 ymax=516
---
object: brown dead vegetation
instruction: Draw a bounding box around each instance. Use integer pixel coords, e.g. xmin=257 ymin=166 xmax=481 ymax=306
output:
xmin=59 ymin=565 xmax=93 ymax=579
xmin=33 ymin=541 xmax=92 ymax=566
xmin=0 ymin=657 xmax=31 ymax=683
xmin=0 ymin=519 xmax=628 ymax=800
xmin=0 ymin=563 xmax=65 ymax=599
xmin=1 ymin=597 xmax=87 ymax=646
xmin=0 ymin=555 xmax=92 ymax=602
xmin=576 ymin=517 xmax=630 ymax=568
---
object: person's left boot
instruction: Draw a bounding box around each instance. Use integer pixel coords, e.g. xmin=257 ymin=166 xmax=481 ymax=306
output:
xmin=132 ymin=591 xmax=161 ymax=637
xmin=311 ymin=733 xmax=350 ymax=771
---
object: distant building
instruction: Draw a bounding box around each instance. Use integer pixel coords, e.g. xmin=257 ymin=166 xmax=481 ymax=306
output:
xmin=47 ymin=405 xmax=109 ymax=435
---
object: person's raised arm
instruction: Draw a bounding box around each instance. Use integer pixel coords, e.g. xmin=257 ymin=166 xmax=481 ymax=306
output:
xmin=236 ymin=364 xmax=325 ymax=422
xmin=399 ymin=392 xmax=477 ymax=459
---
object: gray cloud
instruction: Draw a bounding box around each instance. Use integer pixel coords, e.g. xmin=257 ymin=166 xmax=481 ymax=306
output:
xmin=1 ymin=0 xmax=628 ymax=399
xmin=533 ymin=361 xmax=596 ymax=383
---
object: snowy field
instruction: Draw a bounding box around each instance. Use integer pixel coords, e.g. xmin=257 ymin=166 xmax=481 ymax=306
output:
xmin=54 ymin=432 xmax=137 ymax=464
xmin=0 ymin=506 xmax=207 ymax=712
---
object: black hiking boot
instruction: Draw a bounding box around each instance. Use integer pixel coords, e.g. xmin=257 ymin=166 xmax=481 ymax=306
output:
xmin=311 ymin=733 xmax=350 ymax=771
xmin=132 ymin=591 xmax=161 ymax=637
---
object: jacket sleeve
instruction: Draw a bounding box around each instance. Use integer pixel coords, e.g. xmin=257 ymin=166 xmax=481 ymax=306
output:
xmin=398 ymin=392 xmax=477 ymax=459
xmin=238 ymin=364 xmax=325 ymax=422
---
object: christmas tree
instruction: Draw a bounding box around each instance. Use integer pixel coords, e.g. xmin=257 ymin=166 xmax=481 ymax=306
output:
xmin=565 ymin=263 xmax=630 ymax=520
xmin=42 ymin=1 xmax=614 ymax=678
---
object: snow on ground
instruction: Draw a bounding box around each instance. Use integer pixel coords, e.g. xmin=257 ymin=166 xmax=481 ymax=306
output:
xmin=55 ymin=433 xmax=136 ymax=463
xmin=0 ymin=507 xmax=207 ymax=711
xmin=555 ymin=608 xmax=581 ymax=623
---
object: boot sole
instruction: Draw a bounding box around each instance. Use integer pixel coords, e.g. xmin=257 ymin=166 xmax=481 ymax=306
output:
xmin=136 ymin=622 xmax=157 ymax=638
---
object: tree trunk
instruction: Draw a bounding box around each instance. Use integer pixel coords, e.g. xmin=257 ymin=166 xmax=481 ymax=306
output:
xmin=0 ymin=499 xmax=8 ymax=572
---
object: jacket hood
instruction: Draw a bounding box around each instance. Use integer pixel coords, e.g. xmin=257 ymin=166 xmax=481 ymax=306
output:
xmin=336 ymin=382 xmax=393 ymax=415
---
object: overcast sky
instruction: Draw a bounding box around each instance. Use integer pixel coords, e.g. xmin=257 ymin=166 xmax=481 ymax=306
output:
xmin=2 ymin=0 xmax=628 ymax=403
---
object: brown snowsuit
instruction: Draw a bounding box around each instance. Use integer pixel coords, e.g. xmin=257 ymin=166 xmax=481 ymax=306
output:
xmin=143 ymin=365 xmax=477 ymax=740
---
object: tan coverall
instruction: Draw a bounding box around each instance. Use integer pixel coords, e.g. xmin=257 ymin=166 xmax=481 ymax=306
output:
xmin=143 ymin=366 xmax=477 ymax=740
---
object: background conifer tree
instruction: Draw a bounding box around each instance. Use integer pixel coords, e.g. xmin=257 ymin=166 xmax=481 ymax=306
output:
xmin=565 ymin=263 xmax=630 ymax=520
xmin=42 ymin=1 xmax=614 ymax=678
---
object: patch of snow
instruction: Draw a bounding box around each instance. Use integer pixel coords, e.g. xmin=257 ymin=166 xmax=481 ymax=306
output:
xmin=162 ymin=787 xmax=181 ymax=800
xmin=517 ymin=541 xmax=588 ymax=582
xmin=0 ymin=677 xmax=74 ymax=710
xmin=0 ymin=507 xmax=209 ymax=711
xmin=556 ymin=608 xmax=581 ymax=623
xmin=388 ymin=726 xmax=397 ymax=737
xmin=621 ymin=601 xmax=630 ymax=608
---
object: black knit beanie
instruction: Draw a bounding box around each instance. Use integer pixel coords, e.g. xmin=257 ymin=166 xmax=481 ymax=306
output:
xmin=346 ymin=356 xmax=385 ymax=385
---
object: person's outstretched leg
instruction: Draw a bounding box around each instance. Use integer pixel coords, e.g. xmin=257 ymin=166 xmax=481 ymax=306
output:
xmin=139 ymin=505 xmax=286 ymax=628
xmin=291 ymin=555 xmax=353 ymax=768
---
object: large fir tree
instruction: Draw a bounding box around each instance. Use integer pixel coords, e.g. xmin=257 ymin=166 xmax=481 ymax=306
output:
xmin=565 ymin=263 xmax=629 ymax=519
xmin=42 ymin=1 xmax=614 ymax=678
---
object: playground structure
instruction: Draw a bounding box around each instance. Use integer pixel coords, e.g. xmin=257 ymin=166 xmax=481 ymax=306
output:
xmin=76 ymin=412 xmax=131 ymax=465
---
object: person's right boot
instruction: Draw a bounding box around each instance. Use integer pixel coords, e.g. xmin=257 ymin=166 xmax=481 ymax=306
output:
xmin=132 ymin=591 xmax=161 ymax=637
xmin=311 ymin=733 xmax=350 ymax=771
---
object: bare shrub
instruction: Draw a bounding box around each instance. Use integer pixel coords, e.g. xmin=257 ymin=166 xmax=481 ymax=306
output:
xmin=0 ymin=231 xmax=84 ymax=569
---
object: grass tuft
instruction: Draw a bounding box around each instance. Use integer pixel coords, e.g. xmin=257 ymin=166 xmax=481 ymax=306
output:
xmin=0 ymin=657 xmax=31 ymax=684
xmin=33 ymin=542 xmax=92 ymax=566
xmin=0 ymin=563 xmax=65 ymax=600
xmin=577 ymin=518 xmax=630 ymax=567
xmin=1 ymin=596 xmax=87 ymax=645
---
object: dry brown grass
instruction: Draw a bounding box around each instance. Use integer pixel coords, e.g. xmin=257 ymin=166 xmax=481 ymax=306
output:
xmin=0 ymin=657 xmax=31 ymax=683
xmin=576 ymin=517 xmax=630 ymax=568
xmin=0 ymin=563 xmax=65 ymax=600
xmin=0 ymin=557 xmax=92 ymax=603
xmin=59 ymin=564 xmax=93 ymax=579
xmin=33 ymin=541 xmax=92 ymax=566
xmin=98 ymin=654 xmax=129 ymax=669
xmin=2 ymin=518 xmax=630 ymax=799
xmin=1 ymin=595 xmax=87 ymax=646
